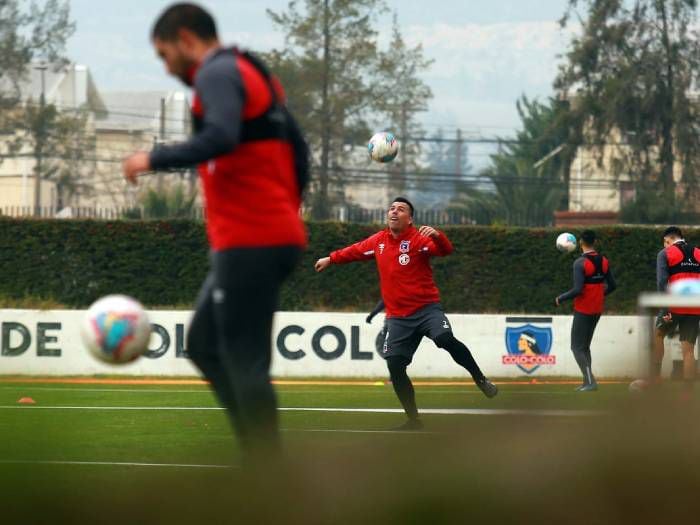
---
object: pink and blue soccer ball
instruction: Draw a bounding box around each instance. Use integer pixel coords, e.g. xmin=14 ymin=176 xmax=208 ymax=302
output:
xmin=368 ymin=132 xmax=399 ymax=163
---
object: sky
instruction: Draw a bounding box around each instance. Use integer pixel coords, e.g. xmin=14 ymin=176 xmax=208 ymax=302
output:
xmin=66 ymin=0 xmax=575 ymax=137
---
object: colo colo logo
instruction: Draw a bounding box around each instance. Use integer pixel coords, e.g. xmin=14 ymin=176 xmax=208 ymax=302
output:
xmin=503 ymin=317 xmax=555 ymax=374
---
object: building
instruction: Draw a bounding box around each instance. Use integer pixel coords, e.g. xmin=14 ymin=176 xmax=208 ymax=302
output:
xmin=0 ymin=62 xmax=105 ymax=214
xmin=0 ymin=62 xmax=192 ymax=217
xmin=91 ymin=90 xmax=192 ymax=210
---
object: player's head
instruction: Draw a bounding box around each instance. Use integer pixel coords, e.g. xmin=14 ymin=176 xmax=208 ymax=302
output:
xmin=580 ymin=230 xmax=596 ymax=250
xmin=517 ymin=332 xmax=542 ymax=355
xmin=387 ymin=197 xmax=414 ymax=232
xmin=663 ymin=226 xmax=683 ymax=247
xmin=151 ymin=3 xmax=219 ymax=84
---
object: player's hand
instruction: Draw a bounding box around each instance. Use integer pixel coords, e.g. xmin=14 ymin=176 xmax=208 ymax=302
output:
xmin=314 ymin=257 xmax=331 ymax=272
xmin=365 ymin=314 xmax=373 ymax=324
xmin=122 ymin=151 xmax=151 ymax=185
xmin=419 ymin=225 xmax=439 ymax=238
xmin=555 ymin=297 xmax=560 ymax=307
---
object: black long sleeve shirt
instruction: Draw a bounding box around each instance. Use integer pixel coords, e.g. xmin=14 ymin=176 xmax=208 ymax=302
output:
xmin=150 ymin=49 xmax=244 ymax=170
xmin=557 ymin=255 xmax=617 ymax=303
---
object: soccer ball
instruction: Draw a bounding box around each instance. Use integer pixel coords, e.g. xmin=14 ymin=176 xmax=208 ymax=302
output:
xmin=81 ymin=295 xmax=152 ymax=364
xmin=628 ymin=378 xmax=650 ymax=392
xmin=368 ymin=131 xmax=399 ymax=163
xmin=668 ymin=278 xmax=700 ymax=296
xmin=556 ymin=232 xmax=577 ymax=253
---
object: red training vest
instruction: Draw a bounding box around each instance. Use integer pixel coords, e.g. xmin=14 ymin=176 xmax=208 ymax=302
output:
xmin=191 ymin=51 xmax=306 ymax=250
xmin=666 ymin=243 xmax=700 ymax=315
xmin=574 ymin=252 xmax=609 ymax=315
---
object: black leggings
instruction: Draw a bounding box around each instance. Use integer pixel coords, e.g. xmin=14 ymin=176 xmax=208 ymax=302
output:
xmin=433 ymin=332 xmax=485 ymax=382
xmin=387 ymin=356 xmax=418 ymax=420
xmin=571 ymin=311 xmax=600 ymax=384
xmin=386 ymin=332 xmax=486 ymax=420
xmin=186 ymin=246 xmax=301 ymax=452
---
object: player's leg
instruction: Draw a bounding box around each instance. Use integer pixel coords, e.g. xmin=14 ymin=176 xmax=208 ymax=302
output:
xmin=652 ymin=318 xmax=668 ymax=381
xmin=186 ymin=274 xmax=245 ymax=439
xmin=211 ymin=246 xmax=301 ymax=452
xmin=423 ymin=305 xmax=497 ymax=398
xmin=382 ymin=318 xmax=423 ymax=428
xmin=571 ymin=311 xmax=594 ymax=390
xmin=677 ymin=316 xmax=699 ymax=393
xmin=581 ymin=314 xmax=600 ymax=387
xmin=386 ymin=355 xmax=421 ymax=429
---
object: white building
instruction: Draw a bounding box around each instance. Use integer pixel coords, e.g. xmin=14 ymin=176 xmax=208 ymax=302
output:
xmin=0 ymin=62 xmax=192 ymax=216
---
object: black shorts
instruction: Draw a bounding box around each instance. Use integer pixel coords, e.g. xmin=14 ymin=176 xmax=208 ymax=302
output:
xmin=657 ymin=313 xmax=700 ymax=344
xmin=381 ymin=303 xmax=452 ymax=361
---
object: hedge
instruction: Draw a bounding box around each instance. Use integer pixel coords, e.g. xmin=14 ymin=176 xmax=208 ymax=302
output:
xmin=1 ymin=217 xmax=698 ymax=314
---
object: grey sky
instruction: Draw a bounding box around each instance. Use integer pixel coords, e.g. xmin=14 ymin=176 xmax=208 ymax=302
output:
xmin=66 ymin=0 xmax=573 ymax=134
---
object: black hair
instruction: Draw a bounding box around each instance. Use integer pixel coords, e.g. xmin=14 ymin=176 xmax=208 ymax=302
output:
xmin=152 ymin=3 xmax=218 ymax=41
xmin=663 ymin=226 xmax=683 ymax=239
xmin=581 ymin=230 xmax=596 ymax=246
xmin=392 ymin=197 xmax=414 ymax=217
xmin=521 ymin=331 xmax=542 ymax=355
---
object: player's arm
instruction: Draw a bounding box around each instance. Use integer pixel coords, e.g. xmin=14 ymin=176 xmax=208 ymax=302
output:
xmin=419 ymin=226 xmax=454 ymax=256
xmin=604 ymin=267 xmax=617 ymax=296
xmin=124 ymin=58 xmax=244 ymax=183
xmin=151 ymin=60 xmax=243 ymax=169
xmin=314 ymin=233 xmax=380 ymax=272
xmin=366 ymin=299 xmax=385 ymax=324
xmin=556 ymin=258 xmax=585 ymax=306
xmin=656 ymin=250 xmax=669 ymax=292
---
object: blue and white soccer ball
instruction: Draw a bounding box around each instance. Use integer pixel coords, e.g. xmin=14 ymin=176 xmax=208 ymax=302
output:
xmin=556 ymin=232 xmax=577 ymax=253
xmin=81 ymin=294 xmax=152 ymax=364
xmin=668 ymin=278 xmax=700 ymax=296
xmin=368 ymin=131 xmax=399 ymax=163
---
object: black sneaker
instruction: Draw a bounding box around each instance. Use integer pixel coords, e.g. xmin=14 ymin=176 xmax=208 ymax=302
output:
xmin=391 ymin=418 xmax=424 ymax=431
xmin=476 ymin=378 xmax=498 ymax=398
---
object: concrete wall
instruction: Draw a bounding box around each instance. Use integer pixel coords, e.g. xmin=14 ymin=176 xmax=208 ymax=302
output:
xmin=2 ymin=310 xmax=692 ymax=379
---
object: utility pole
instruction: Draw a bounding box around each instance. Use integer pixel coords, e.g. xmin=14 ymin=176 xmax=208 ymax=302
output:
xmin=33 ymin=63 xmax=48 ymax=217
xmin=158 ymin=97 xmax=166 ymax=191
xmin=455 ymin=128 xmax=463 ymax=177
xmin=317 ymin=0 xmax=331 ymax=220
xmin=400 ymin=101 xmax=407 ymax=176
xmin=397 ymin=101 xmax=408 ymax=195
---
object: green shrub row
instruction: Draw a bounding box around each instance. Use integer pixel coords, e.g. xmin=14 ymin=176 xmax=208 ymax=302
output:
xmin=1 ymin=218 xmax=697 ymax=314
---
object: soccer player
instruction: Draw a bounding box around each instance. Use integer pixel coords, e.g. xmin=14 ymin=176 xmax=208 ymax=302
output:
xmin=315 ymin=198 xmax=498 ymax=430
xmin=555 ymin=230 xmax=616 ymax=391
xmin=122 ymin=3 xmax=307 ymax=454
xmin=651 ymin=227 xmax=700 ymax=390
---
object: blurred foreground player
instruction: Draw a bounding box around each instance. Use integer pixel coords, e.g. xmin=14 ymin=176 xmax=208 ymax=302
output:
xmin=556 ymin=230 xmax=616 ymax=391
xmin=651 ymin=227 xmax=700 ymax=391
xmin=122 ymin=3 xmax=308 ymax=454
xmin=315 ymin=198 xmax=497 ymax=430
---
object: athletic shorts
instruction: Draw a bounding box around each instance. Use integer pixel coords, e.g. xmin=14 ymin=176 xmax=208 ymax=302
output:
xmin=381 ymin=303 xmax=453 ymax=361
xmin=658 ymin=313 xmax=700 ymax=344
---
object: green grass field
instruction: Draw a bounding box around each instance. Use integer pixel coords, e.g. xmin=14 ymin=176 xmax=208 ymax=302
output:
xmin=1 ymin=379 xmax=699 ymax=524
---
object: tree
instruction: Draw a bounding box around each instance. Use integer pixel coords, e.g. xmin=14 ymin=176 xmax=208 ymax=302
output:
xmin=124 ymin=183 xmax=197 ymax=220
xmin=0 ymin=0 xmax=78 ymax=214
xmin=265 ymin=0 xmax=432 ymax=219
xmin=374 ymin=15 xmax=433 ymax=194
xmin=555 ymin=0 xmax=700 ymax=219
xmin=0 ymin=0 xmax=74 ymax=102
xmin=450 ymin=96 xmax=573 ymax=226
xmin=415 ymin=129 xmax=473 ymax=208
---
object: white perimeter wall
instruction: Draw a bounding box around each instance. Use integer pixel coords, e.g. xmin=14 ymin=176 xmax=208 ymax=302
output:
xmin=0 ymin=310 xmax=694 ymax=378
